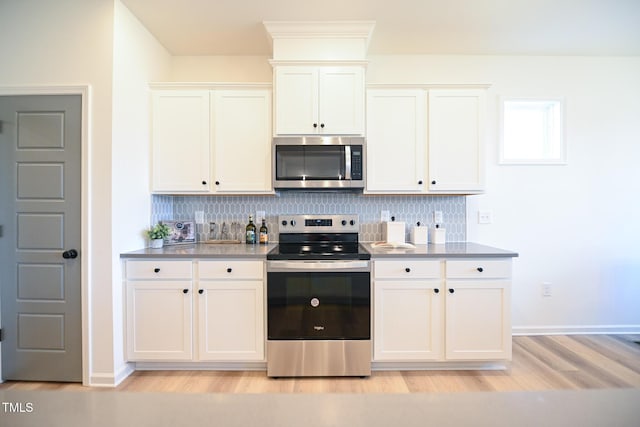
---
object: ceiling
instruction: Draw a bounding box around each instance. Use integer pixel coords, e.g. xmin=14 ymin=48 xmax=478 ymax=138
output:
xmin=120 ymin=0 xmax=640 ymax=56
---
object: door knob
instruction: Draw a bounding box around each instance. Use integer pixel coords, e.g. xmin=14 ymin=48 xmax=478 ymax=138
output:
xmin=62 ymin=249 xmax=78 ymax=259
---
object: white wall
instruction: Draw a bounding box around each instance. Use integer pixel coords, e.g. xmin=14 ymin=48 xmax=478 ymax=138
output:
xmin=0 ymin=0 xmax=116 ymax=384
xmin=111 ymin=0 xmax=172 ymax=383
xmin=170 ymin=56 xmax=271 ymax=82
xmin=368 ymin=55 xmax=640 ymax=333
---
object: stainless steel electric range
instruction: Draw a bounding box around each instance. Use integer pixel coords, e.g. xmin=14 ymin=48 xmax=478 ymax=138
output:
xmin=266 ymin=214 xmax=371 ymax=377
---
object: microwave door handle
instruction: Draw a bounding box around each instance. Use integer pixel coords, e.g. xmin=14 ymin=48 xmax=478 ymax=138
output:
xmin=345 ymin=145 xmax=352 ymax=180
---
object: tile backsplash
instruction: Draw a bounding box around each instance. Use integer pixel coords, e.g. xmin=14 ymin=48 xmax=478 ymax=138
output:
xmin=151 ymin=192 xmax=466 ymax=242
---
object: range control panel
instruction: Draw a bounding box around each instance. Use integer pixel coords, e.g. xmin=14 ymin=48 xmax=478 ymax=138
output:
xmin=277 ymin=214 xmax=359 ymax=234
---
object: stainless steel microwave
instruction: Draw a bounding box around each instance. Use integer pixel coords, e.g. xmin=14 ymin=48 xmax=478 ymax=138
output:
xmin=273 ymin=136 xmax=365 ymax=190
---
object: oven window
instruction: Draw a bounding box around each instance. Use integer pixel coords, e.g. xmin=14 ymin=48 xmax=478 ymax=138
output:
xmin=267 ymin=272 xmax=370 ymax=340
xmin=276 ymin=146 xmax=346 ymax=180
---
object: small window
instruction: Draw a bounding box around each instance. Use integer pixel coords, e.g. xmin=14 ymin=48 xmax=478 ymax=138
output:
xmin=499 ymin=98 xmax=566 ymax=164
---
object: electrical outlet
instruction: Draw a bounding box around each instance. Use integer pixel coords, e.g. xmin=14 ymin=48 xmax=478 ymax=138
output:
xmin=433 ymin=211 xmax=443 ymax=224
xmin=542 ymin=282 xmax=552 ymax=297
xmin=194 ymin=211 xmax=205 ymax=224
xmin=478 ymin=210 xmax=493 ymax=224
xmin=380 ymin=210 xmax=390 ymax=222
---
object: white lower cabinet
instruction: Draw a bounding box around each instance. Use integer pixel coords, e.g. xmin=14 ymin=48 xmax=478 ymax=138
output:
xmin=373 ymin=258 xmax=512 ymax=363
xmin=125 ymin=260 xmax=194 ymax=361
xmin=374 ymin=280 xmax=443 ymax=361
xmin=197 ymin=260 xmax=264 ymax=361
xmin=445 ymin=260 xmax=512 ymax=360
xmin=124 ymin=259 xmax=264 ymax=363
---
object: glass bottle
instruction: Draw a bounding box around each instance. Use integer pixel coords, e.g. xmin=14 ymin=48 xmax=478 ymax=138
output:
xmin=259 ymin=219 xmax=268 ymax=244
xmin=245 ymin=215 xmax=256 ymax=244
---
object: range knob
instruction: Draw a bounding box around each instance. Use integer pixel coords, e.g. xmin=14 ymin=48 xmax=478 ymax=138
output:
xmin=350 ymin=220 xmax=356 ymax=226
xmin=290 ymin=220 xmax=296 ymax=227
xmin=281 ymin=220 xmax=287 ymax=226
xmin=341 ymin=220 xmax=347 ymax=226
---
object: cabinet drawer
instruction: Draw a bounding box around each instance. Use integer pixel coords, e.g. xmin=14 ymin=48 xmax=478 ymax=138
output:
xmin=198 ymin=260 xmax=264 ymax=280
xmin=374 ymin=259 xmax=441 ymax=279
xmin=446 ymin=259 xmax=511 ymax=279
xmin=126 ymin=260 xmax=193 ymax=280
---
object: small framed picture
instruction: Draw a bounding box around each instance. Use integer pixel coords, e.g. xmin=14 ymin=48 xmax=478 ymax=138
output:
xmin=164 ymin=220 xmax=196 ymax=245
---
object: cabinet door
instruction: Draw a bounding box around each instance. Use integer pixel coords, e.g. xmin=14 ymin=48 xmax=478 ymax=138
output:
xmin=212 ymin=90 xmax=272 ymax=192
xmin=126 ymin=281 xmax=193 ymax=361
xmin=274 ymin=67 xmax=318 ymax=135
xmin=151 ymin=91 xmax=210 ymax=192
xmin=318 ymin=67 xmax=364 ymax=135
xmin=374 ymin=280 xmax=443 ymax=361
xmin=428 ymin=89 xmax=485 ymax=193
xmin=197 ymin=280 xmax=264 ymax=361
xmin=366 ymin=89 xmax=426 ymax=192
xmin=445 ymin=280 xmax=511 ymax=360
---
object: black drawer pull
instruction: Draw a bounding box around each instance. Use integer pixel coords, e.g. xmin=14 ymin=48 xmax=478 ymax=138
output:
xmin=477 ymin=267 xmax=484 ymax=272
xmin=434 ymin=288 xmax=440 ymax=294
xmin=183 ymin=289 xmax=189 ymax=294
xmin=405 ymin=267 xmax=411 ymax=273
xmin=449 ymin=288 xmax=455 ymax=294
xmin=154 ymin=268 xmax=160 ymax=273
xmin=227 ymin=268 xmax=233 ymax=273
xmin=198 ymin=289 xmax=204 ymax=294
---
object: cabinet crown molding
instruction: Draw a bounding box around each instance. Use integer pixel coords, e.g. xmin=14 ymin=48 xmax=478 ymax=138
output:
xmin=149 ymin=82 xmax=272 ymax=91
xmin=263 ymin=21 xmax=376 ymax=62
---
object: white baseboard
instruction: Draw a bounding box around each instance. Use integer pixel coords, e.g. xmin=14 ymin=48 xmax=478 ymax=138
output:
xmin=513 ymin=325 xmax=640 ymax=336
xmin=89 ymin=363 xmax=135 ymax=387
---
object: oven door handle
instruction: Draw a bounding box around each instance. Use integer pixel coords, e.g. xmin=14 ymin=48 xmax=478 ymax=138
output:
xmin=267 ymin=260 xmax=370 ymax=272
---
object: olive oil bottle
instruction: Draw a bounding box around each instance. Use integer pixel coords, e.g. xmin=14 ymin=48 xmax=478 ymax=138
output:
xmin=245 ymin=215 xmax=256 ymax=244
xmin=259 ymin=219 xmax=268 ymax=244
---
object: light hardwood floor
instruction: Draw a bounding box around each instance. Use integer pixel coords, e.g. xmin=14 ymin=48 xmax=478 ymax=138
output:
xmin=2 ymin=335 xmax=639 ymax=393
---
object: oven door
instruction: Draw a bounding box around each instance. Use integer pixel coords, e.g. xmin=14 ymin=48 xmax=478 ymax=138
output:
xmin=267 ymin=261 xmax=370 ymax=340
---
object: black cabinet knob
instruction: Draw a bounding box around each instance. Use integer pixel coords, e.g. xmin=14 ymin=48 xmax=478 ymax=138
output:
xmin=62 ymin=249 xmax=78 ymax=259
xmin=434 ymin=288 xmax=440 ymax=294
xmin=431 ymin=180 xmax=437 ymax=185
xmin=198 ymin=289 xmax=204 ymax=294
xmin=183 ymin=289 xmax=189 ymax=294
xmin=227 ymin=268 xmax=232 ymax=273
xmin=405 ymin=267 xmax=411 ymax=273
xmin=477 ymin=267 xmax=484 ymax=272
xmin=418 ymin=180 xmax=423 ymax=185
xmin=202 ymin=181 xmax=207 ymax=185
xmin=313 ymin=123 xmax=318 ymax=128
xmin=154 ymin=268 xmax=160 ymax=273
xmin=320 ymin=123 xmax=325 ymax=128
xmin=449 ymin=288 xmax=455 ymax=294
xmin=215 ymin=181 xmax=220 ymax=186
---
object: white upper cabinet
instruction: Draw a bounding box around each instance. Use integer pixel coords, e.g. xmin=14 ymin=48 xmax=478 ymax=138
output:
xmin=428 ymin=89 xmax=485 ymax=193
xmin=150 ymin=86 xmax=273 ymax=195
xmin=365 ymin=86 xmax=487 ymax=195
xmin=366 ymin=89 xmax=426 ymax=193
xmin=274 ymin=66 xmax=364 ymax=135
xmin=151 ymin=91 xmax=211 ymax=193
xmin=211 ymin=90 xmax=272 ymax=193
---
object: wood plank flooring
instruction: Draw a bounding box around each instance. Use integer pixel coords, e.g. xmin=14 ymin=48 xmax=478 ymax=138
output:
xmin=2 ymin=335 xmax=639 ymax=393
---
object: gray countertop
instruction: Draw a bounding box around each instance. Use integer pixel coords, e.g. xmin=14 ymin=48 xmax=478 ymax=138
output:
xmin=120 ymin=243 xmax=277 ymax=259
xmin=121 ymin=242 xmax=517 ymax=259
xmin=363 ymin=242 xmax=518 ymax=258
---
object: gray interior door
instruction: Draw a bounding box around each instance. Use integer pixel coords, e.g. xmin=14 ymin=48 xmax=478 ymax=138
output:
xmin=0 ymin=94 xmax=82 ymax=382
